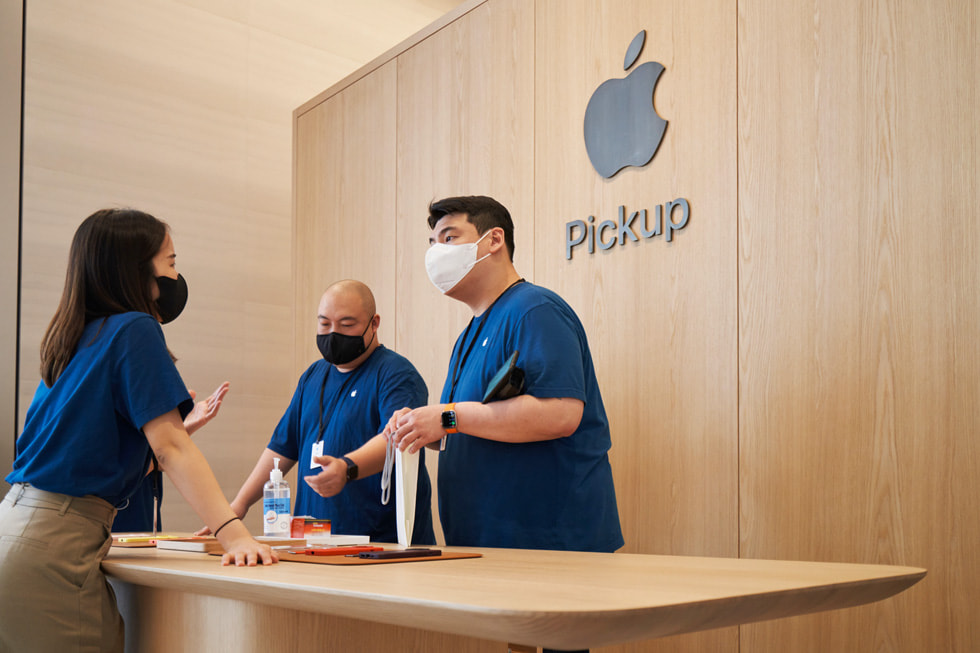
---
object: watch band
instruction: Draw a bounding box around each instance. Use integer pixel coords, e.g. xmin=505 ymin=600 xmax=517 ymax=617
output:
xmin=442 ymin=403 xmax=458 ymax=434
xmin=340 ymin=455 xmax=358 ymax=481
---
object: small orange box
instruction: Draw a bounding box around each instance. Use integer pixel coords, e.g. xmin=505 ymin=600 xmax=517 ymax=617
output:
xmin=290 ymin=516 xmax=331 ymax=539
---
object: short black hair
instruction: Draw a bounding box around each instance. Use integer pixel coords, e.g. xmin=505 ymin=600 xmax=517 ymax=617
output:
xmin=427 ymin=195 xmax=515 ymax=261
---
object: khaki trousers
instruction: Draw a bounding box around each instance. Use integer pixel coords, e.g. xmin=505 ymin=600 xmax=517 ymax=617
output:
xmin=0 ymin=483 xmax=123 ymax=653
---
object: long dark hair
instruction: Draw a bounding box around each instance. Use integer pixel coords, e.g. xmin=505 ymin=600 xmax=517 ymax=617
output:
xmin=40 ymin=208 xmax=169 ymax=385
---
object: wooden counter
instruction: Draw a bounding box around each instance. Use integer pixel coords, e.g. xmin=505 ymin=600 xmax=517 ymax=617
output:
xmin=103 ymin=546 xmax=924 ymax=651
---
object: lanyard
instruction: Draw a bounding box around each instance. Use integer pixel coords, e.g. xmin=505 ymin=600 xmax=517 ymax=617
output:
xmin=316 ymin=365 xmax=359 ymax=443
xmin=447 ymin=279 xmax=524 ymax=402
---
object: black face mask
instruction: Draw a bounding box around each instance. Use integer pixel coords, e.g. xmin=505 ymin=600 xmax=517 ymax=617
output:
xmin=155 ymin=273 xmax=188 ymax=324
xmin=317 ymin=321 xmax=374 ymax=365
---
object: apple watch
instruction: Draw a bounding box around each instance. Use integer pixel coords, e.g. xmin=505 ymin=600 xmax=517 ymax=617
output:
xmin=340 ymin=455 xmax=358 ymax=481
xmin=441 ymin=403 xmax=458 ymax=434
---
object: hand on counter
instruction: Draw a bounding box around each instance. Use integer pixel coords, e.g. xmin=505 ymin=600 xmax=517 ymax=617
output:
xmin=215 ymin=519 xmax=279 ymax=567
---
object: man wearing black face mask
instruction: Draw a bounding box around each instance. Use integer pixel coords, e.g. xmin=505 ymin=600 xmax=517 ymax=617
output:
xmin=216 ymin=280 xmax=435 ymax=544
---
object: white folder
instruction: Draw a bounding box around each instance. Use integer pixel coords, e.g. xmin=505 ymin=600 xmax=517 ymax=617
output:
xmin=395 ymin=448 xmax=419 ymax=546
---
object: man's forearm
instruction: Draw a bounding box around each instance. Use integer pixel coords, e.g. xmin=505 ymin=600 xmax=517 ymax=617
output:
xmin=447 ymin=395 xmax=584 ymax=443
xmin=231 ymin=448 xmax=296 ymax=517
xmin=344 ymin=433 xmax=389 ymax=478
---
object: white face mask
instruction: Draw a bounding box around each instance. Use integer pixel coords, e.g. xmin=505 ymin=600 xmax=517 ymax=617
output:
xmin=425 ymin=230 xmax=491 ymax=293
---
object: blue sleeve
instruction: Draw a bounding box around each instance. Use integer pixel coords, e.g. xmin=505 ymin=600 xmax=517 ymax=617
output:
xmin=267 ymin=365 xmax=316 ymax=461
xmin=376 ymin=357 xmax=428 ymax=423
xmin=112 ymin=316 xmax=192 ymax=428
xmin=513 ymin=304 xmax=587 ymax=402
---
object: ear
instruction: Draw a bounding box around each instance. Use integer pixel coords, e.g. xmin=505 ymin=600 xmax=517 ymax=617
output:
xmin=371 ymin=313 xmax=381 ymax=330
xmin=487 ymin=227 xmax=507 ymax=254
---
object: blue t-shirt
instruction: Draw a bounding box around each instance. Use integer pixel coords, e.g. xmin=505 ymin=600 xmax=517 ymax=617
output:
xmin=111 ymin=469 xmax=162 ymax=532
xmin=7 ymin=313 xmax=193 ymax=507
xmin=438 ymin=281 xmax=624 ymax=552
xmin=267 ymin=346 xmax=434 ymax=544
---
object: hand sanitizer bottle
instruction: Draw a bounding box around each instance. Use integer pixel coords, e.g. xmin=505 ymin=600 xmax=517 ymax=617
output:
xmin=263 ymin=457 xmax=291 ymax=537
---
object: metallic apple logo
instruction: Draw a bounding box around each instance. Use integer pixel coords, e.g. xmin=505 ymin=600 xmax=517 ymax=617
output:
xmin=583 ymin=30 xmax=667 ymax=179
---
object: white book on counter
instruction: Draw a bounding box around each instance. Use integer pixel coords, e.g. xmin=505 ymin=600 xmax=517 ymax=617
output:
xmin=305 ymin=533 xmax=370 ymax=546
xmin=157 ymin=536 xmax=305 ymax=554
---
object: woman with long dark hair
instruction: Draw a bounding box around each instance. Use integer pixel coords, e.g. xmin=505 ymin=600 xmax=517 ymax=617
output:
xmin=0 ymin=208 xmax=277 ymax=652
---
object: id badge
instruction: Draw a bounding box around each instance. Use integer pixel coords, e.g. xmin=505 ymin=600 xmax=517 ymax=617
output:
xmin=310 ymin=440 xmax=324 ymax=469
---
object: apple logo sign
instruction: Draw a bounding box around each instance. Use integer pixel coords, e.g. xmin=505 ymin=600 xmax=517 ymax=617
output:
xmin=584 ymin=30 xmax=667 ymax=179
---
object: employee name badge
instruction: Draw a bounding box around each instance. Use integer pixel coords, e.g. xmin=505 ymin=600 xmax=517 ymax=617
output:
xmin=310 ymin=440 xmax=324 ymax=469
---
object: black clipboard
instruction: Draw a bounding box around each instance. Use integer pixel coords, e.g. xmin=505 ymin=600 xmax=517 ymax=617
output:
xmin=482 ymin=351 xmax=525 ymax=403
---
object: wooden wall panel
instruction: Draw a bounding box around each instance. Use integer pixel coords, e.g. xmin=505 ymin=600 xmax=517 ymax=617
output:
xmin=21 ymin=1 xmax=284 ymax=534
xmin=293 ymin=64 xmax=397 ymax=377
xmin=17 ymin=0 xmax=463 ymax=534
xmin=738 ymin=0 xmax=979 ymax=650
xmin=393 ymin=0 xmax=535 ymax=394
xmin=534 ymin=0 xmax=737 ymax=557
xmin=534 ymin=2 xmax=737 ymax=651
xmin=291 ymin=0 xmax=978 ymax=650
xmin=0 ymin=0 xmax=22 ymax=482
xmin=392 ymin=0 xmax=534 ymax=543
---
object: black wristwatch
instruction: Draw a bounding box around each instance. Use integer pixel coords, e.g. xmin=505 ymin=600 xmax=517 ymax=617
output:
xmin=340 ymin=455 xmax=358 ymax=481
xmin=441 ymin=403 xmax=458 ymax=433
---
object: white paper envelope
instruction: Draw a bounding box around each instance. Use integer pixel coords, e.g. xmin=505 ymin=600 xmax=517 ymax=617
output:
xmin=395 ymin=448 xmax=419 ymax=546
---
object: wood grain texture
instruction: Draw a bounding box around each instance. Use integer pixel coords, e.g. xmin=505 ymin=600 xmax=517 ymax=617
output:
xmin=533 ymin=3 xmax=737 ymax=651
xmin=534 ymin=0 xmax=737 ymax=557
xmin=388 ymin=0 xmax=535 ymax=544
xmin=17 ymin=0 xmax=465 ymax=535
xmin=393 ymin=0 xmax=535 ymax=394
xmin=104 ymin=546 xmax=924 ymax=651
xmin=289 ymin=0 xmax=975 ymax=650
xmin=0 ymin=0 xmax=22 ymax=482
xmin=292 ymin=62 xmax=398 ymax=377
xmin=294 ymin=0 xmax=487 ymax=116
xmin=737 ymin=0 xmax=978 ymax=650
xmin=111 ymin=581 xmax=503 ymax=653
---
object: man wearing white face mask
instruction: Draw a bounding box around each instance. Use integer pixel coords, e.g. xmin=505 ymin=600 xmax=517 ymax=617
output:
xmin=386 ymin=196 xmax=623 ymax=558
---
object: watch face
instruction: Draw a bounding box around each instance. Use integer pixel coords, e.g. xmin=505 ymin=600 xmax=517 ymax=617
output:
xmin=342 ymin=456 xmax=358 ymax=480
xmin=441 ymin=410 xmax=457 ymax=429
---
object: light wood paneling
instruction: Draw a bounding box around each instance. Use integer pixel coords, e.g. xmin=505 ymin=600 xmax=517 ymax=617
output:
xmin=738 ymin=0 xmax=978 ymax=650
xmin=0 ymin=0 xmax=22 ymax=482
xmin=393 ymin=0 xmax=535 ymax=394
xmin=534 ymin=0 xmax=737 ymax=556
xmin=112 ymin=582 xmax=502 ymax=653
xmin=534 ymin=2 xmax=737 ymax=651
xmin=391 ymin=0 xmax=535 ymax=544
xmin=292 ymin=64 xmax=398 ymax=376
xmin=294 ymin=0 xmax=485 ymax=117
xmin=18 ymin=0 xmax=465 ymax=533
xmin=291 ymin=0 xmax=977 ymax=650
